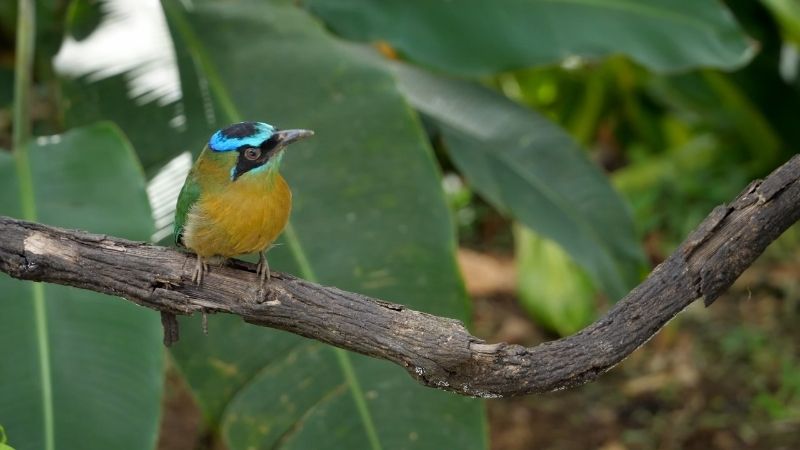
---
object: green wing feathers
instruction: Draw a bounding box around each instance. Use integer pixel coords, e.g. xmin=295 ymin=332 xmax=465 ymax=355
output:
xmin=174 ymin=171 xmax=201 ymax=246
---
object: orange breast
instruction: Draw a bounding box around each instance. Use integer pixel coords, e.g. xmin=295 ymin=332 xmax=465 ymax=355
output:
xmin=183 ymin=174 xmax=292 ymax=258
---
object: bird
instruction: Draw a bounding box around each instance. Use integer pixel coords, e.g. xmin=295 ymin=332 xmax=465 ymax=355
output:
xmin=174 ymin=121 xmax=314 ymax=285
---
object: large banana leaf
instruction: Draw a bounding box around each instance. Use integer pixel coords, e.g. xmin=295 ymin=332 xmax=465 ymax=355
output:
xmin=305 ymin=0 xmax=755 ymax=75
xmin=57 ymin=1 xmax=191 ymax=175
xmin=0 ymin=123 xmax=164 ymax=450
xmin=388 ymin=62 xmax=645 ymax=301
xmin=161 ymin=1 xmax=486 ymax=448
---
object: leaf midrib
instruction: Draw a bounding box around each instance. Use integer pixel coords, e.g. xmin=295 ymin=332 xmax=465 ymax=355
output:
xmin=165 ymin=3 xmax=383 ymax=449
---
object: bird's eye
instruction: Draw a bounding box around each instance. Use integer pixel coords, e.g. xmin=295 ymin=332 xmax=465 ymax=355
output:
xmin=243 ymin=147 xmax=261 ymax=161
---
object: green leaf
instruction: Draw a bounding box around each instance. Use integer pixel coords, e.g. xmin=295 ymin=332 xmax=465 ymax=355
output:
xmin=305 ymin=0 xmax=755 ymax=75
xmin=161 ymin=1 xmax=485 ymax=448
xmin=389 ymin=62 xmax=644 ymax=301
xmin=514 ymin=224 xmax=595 ymax=336
xmin=0 ymin=123 xmax=164 ymax=450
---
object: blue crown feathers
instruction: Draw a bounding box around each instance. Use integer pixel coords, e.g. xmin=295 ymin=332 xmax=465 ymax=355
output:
xmin=209 ymin=121 xmax=275 ymax=152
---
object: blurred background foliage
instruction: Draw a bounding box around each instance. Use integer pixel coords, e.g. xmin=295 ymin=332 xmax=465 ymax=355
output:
xmin=0 ymin=0 xmax=798 ymax=449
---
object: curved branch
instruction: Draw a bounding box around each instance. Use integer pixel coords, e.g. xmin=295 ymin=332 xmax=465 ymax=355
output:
xmin=1 ymin=156 xmax=799 ymax=397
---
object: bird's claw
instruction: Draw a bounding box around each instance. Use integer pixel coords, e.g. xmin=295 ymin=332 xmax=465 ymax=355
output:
xmin=192 ymin=256 xmax=208 ymax=285
xmin=256 ymin=251 xmax=271 ymax=288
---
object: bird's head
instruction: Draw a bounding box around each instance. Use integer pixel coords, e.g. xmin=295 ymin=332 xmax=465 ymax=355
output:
xmin=207 ymin=121 xmax=314 ymax=181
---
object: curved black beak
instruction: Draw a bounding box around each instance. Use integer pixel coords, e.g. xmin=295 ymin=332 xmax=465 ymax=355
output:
xmin=273 ymin=129 xmax=314 ymax=148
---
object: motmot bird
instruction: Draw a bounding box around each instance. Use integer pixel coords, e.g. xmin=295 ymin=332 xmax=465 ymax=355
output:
xmin=174 ymin=121 xmax=314 ymax=284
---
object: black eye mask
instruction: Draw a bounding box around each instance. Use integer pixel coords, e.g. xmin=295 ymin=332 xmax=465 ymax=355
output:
xmin=232 ymin=135 xmax=281 ymax=181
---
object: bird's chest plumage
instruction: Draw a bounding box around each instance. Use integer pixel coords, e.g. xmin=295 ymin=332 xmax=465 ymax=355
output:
xmin=183 ymin=174 xmax=291 ymax=257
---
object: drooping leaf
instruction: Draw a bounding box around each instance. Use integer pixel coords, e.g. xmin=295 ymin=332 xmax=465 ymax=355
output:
xmin=388 ymin=62 xmax=645 ymax=301
xmin=161 ymin=1 xmax=486 ymax=448
xmin=305 ymin=0 xmax=755 ymax=75
xmin=0 ymin=123 xmax=164 ymax=450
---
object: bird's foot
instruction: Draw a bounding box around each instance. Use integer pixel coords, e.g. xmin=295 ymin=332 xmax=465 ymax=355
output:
xmin=256 ymin=251 xmax=271 ymax=288
xmin=192 ymin=256 xmax=209 ymax=285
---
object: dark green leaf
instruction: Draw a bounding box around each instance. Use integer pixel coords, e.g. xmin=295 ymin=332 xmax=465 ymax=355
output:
xmin=161 ymin=1 xmax=485 ymax=448
xmin=0 ymin=123 xmax=164 ymax=450
xmin=305 ymin=0 xmax=755 ymax=75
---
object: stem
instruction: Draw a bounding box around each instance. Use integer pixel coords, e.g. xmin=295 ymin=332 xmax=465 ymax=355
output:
xmin=32 ymin=282 xmax=53 ymax=450
xmin=13 ymin=3 xmax=53 ymax=450
xmin=13 ymin=0 xmax=36 ymax=221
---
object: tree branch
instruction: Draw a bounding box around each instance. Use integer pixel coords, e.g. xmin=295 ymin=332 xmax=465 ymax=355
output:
xmin=1 ymin=155 xmax=799 ymax=397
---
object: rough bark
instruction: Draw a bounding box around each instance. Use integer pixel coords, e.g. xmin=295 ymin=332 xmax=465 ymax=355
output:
xmin=1 ymin=155 xmax=799 ymax=397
